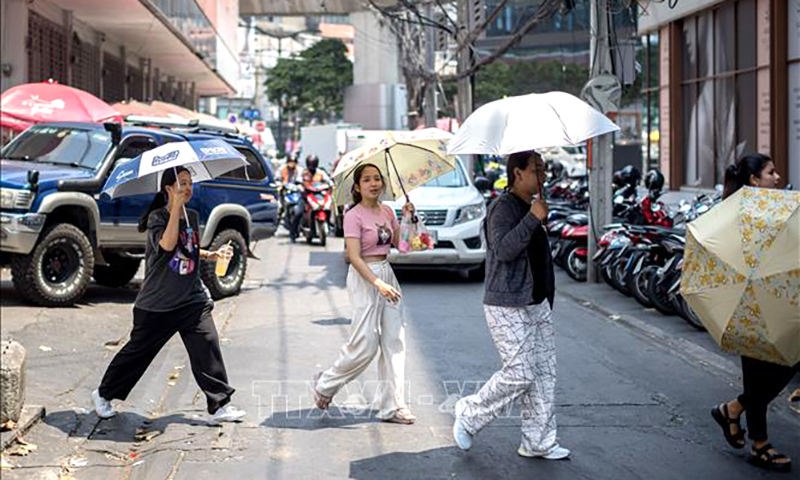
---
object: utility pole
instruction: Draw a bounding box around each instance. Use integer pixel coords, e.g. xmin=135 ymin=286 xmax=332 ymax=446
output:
xmin=423 ymin=4 xmax=437 ymax=128
xmin=585 ymin=0 xmax=615 ymax=283
xmin=457 ymin=0 xmax=475 ymax=175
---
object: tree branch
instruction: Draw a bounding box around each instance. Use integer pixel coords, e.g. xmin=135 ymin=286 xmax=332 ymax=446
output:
xmin=441 ymin=0 xmax=563 ymax=82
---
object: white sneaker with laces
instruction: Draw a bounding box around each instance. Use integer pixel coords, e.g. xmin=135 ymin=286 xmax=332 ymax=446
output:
xmin=518 ymin=445 xmax=571 ymax=460
xmin=91 ymin=389 xmax=116 ymax=419
xmin=452 ymin=399 xmax=473 ymax=451
xmin=209 ymin=405 xmax=246 ymax=425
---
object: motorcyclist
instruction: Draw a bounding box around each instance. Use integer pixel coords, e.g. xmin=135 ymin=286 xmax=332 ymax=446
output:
xmin=279 ymin=155 xmax=300 ymax=185
xmin=288 ymin=155 xmax=331 ymax=242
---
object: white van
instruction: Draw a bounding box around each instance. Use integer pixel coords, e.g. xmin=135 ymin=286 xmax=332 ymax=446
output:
xmin=384 ymin=158 xmax=486 ymax=280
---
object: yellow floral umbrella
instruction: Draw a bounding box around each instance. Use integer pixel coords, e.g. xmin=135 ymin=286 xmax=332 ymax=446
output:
xmin=331 ymin=129 xmax=457 ymax=207
xmin=681 ymin=187 xmax=800 ymax=366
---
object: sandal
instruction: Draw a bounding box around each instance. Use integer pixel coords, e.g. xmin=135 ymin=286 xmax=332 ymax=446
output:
xmin=711 ymin=403 xmax=746 ymax=449
xmin=310 ymin=373 xmax=332 ymax=410
xmin=748 ymin=443 xmax=792 ymax=473
xmin=383 ymin=408 xmax=416 ymax=425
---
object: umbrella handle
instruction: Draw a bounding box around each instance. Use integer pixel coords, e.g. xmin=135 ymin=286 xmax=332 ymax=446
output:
xmin=385 ymin=151 xmax=417 ymax=222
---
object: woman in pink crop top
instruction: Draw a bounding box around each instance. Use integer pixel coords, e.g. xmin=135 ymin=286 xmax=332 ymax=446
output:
xmin=312 ymin=163 xmax=417 ymax=424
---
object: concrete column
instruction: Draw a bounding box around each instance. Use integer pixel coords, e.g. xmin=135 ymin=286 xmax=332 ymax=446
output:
xmin=96 ymin=32 xmax=105 ymax=99
xmin=121 ymin=46 xmax=128 ymax=100
xmin=63 ymin=10 xmax=74 ymax=86
xmin=0 ymin=0 xmax=29 ymax=92
xmin=153 ymin=67 xmax=160 ymax=100
xmin=350 ymin=11 xmax=399 ymax=85
xmin=139 ymin=57 xmax=148 ymax=101
xmin=189 ymin=82 xmax=196 ymax=110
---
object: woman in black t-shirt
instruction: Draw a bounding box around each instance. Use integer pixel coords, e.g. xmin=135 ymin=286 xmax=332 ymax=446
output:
xmin=91 ymin=167 xmax=246 ymax=426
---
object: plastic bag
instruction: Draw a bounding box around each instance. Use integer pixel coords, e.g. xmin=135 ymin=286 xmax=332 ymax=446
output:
xmin=398 ymin=210 xmax=435 ymax=253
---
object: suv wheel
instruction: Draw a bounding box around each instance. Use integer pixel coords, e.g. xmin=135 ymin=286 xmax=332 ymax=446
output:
xmin=201 ymin=229 xmax=247 ymax=300
xmin=93 ymin=252 xmax=141 ymax=288
xmin=11 ymin=223 xmax=95 ymax=306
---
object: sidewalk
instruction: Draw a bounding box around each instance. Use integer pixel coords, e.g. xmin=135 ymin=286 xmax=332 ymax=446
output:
xmin=554 ymin=269 xmax=800 ymax=426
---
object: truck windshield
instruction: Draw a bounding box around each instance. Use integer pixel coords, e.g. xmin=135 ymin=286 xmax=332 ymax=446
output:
xmin=1 ymin=125 xmax=111 ymax=169
xmin=422 ymin=160 xmax=468 ymax=188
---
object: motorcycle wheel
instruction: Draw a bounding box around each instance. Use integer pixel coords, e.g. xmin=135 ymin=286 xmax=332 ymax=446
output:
xmin=564 ymin=246 xmax=587 ymax=282
xmin=599 ymin=261 xmax=614 ymax=286
xmin=678 ymin=295 xmax=706 ymax=331
xmin=631 ymin=265 xmax=657 ymax=309
xmin=611 ymin=258 xmax=632 ymax=296
xmin=647 ymin=273 xmax=677 ymax=316
xmin=316 ymin=218 xmax=327 ymax=246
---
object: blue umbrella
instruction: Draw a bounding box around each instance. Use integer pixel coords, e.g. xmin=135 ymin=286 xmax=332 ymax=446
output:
xmin=102 ymin=139 xmax=246 ymax=199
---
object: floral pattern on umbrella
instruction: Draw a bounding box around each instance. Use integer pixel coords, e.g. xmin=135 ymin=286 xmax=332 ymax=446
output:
xmin=720 ymin=284 xmax=788 ymax=365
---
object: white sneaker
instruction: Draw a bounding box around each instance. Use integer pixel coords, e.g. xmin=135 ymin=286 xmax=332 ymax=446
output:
xmin=91 ymin=389 xmax=116 ymax=419
xmin=209 ymin=405 xmax=246 ymax=425
xmin=452 ymin=399 xmax=473 ymax=451
xmin=518 ymin=445 xmax=571 ymax=460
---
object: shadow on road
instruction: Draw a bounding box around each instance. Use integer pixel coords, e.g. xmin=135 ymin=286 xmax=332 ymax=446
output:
xmin=312 ymin=317 xmax=351 ymax=326
xmin=44 ymin=410 xmax=207 ymax=443
xmin=0 ymin=279 xmax=139 ymax=308
xmin=262 ymin=407 xmax=382 ymax=431
xmin=348 ymin=446 xmax=546 ymax=480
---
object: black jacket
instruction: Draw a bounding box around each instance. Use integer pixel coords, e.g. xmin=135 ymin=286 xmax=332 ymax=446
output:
xmin=483 ymin=192 xmax=555 ymax=308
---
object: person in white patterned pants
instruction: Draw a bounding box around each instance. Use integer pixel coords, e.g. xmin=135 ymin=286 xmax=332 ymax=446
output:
xmin=453 ymin=151 xmax=569 ymax=460
xmin=456 ymin=303 xmax=558 ymax=455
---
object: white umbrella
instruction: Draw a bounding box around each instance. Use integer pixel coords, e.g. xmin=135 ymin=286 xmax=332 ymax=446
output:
xmin=447 ymin=91 xmax=620 ymax=156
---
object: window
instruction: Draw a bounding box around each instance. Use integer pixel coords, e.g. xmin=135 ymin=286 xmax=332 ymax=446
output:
xmin=220 ymin=148 xmax=267 ymax=181
xmin=640 ymin=32 xmax=661 ymax=170
xmin=115 ymin=137 xmax=157 ymax=162
xmin=680 ymin=0 xmax=762 ymax=188
xmin=1 ymin=126 xmax=111 ymax=170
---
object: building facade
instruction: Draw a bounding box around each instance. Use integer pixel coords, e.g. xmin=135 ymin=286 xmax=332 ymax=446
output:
xmin=0 ymin=0 xmax=240 ymax=108
xmin=639 ymin=0 xmax=799 ymax=190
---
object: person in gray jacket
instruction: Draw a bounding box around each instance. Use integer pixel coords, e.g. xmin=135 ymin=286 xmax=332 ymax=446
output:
xmin=453 ymin=151 xmax=570 ymax=460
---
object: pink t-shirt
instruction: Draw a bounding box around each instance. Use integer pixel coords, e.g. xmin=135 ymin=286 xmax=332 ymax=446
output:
xmin=344 ymin=204 xmax=399 ymax=257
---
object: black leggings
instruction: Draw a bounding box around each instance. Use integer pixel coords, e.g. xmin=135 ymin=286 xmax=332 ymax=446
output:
xmin=98 ymin=302 xmax=235 ymax=414
xmin=737 ymin=356 xmax=798 ymax=441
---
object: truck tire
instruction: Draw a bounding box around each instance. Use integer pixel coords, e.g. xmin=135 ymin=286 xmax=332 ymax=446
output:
xmin=200 ymin=229 xmax=247 ymax=300
xmin=93 ymin=253 xmax=141 ymax=288
xmin=11 ymin=223 xmax=94 ymax=307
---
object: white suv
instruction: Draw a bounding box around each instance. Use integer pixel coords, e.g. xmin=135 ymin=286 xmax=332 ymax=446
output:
xmin=384 ymin=158 xmax=486 ymax=280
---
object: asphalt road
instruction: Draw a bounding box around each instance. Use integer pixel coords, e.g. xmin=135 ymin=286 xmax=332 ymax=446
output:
xmin=1 ymin=235 xmax=798 ymax=479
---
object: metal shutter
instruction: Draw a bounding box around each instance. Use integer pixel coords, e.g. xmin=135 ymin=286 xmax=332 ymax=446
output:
xmin=72 ymin=32 xmax=100 ymax=96
xmin=27 ymin=11 xmax=67 ymax=84
xmin=102 ymin=52 xmax=125 ymax=103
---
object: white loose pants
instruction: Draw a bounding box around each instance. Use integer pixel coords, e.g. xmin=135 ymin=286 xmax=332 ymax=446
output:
xmin=458 ymin=302 xmax=558 ymax=454
xmin=316 ymin=261 xmax=408 ymax=419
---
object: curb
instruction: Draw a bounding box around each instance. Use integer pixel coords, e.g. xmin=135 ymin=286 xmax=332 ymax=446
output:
xmin=557 ymin=288 xmax=741 ymax=381
xmin=0 ymin=405 xmax=45 ymax=451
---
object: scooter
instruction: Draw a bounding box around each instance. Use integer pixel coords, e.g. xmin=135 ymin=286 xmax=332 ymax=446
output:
xmin=300 ymin=182 xmax=333 ymax=246
xmin=278 ymin=181 xmax=302 ymax=233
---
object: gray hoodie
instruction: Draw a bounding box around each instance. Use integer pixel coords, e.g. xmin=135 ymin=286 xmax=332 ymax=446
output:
xmin=483 ymin=192 xmax=555 ymax=308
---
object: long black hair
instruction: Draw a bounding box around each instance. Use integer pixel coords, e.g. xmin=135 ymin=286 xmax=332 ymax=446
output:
xmin=722 ymin=153 xmax=772 ymax=200
xmin=138 ymin=166 xmax=190 ymax=232
xmin=350 ymin=163 xmax=385 ymax=205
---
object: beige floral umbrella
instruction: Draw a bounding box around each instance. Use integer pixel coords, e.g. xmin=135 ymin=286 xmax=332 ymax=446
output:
xmin=331 ymin=128 xmax=457 ymax=207
xmin=681 ymin=187 xmax=800 ymax=366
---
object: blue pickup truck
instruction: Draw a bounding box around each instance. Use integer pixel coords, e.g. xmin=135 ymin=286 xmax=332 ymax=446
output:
xmin=0 ymin=121 xmax=278 ymax=306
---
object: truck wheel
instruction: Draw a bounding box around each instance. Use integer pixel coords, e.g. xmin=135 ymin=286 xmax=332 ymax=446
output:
xmin=11 ymin=223 xmax=94 ymax=307
xmin=93 ymin=253 xmax=141 ymax=288
xmin=200 ymin=229 xmax=247 ymax=300
xmin=463 ymin=263 xmax=485 ymax=282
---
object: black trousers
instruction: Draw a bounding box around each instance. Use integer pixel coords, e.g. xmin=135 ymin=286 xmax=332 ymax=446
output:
xmin=99 ymin=302 xmax=235 ymax=414
xmin=737 ymin=356 xmax=798 ymax=441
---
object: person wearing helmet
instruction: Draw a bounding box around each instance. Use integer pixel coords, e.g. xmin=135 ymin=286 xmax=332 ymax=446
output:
xmin=644 ymin=169 xmax=665 ymax=196
xmin=288 ymin=155 xmax=331 ymax=241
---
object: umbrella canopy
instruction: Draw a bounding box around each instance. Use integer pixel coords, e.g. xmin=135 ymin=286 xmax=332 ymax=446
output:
xmin=447 ymin=91 xmax=620 ymax=156
xmin=112 ymin=100 xmax=174 ymax=119
xmin=332 ymin=128 xmax=457 ymax=207
xmin=1 ymin=81 xmax=118 ymax=126
xmin=0 ymin=111 xmax=34 ymax=132
xmin=680 ymin=187 xmax=800 ymax=366
xmin=102 ymin=139 xmax=246 ymax=199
